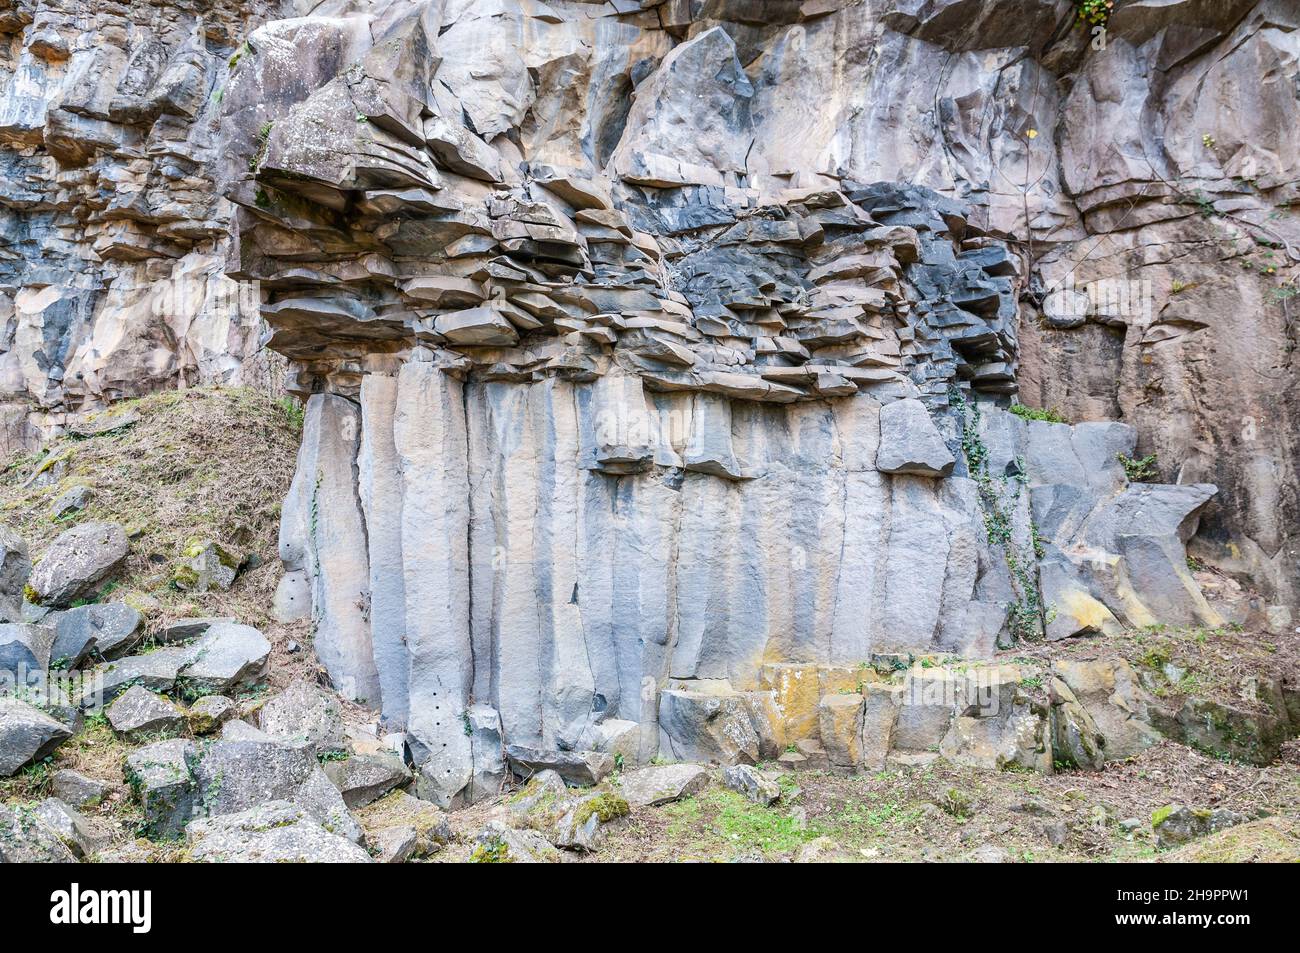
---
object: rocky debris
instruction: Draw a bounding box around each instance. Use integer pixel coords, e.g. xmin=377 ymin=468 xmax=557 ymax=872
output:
xmin=258 ymin=679 xmax=346 ymax=756
xmin=356 ymin=790 xmax=451 ymax=862
xmin=47 ymin=602 xmax=142 ymax=663
xmin=1153 ymin=804 xmax=1249 ymax=850
xmin=875 ymin=399 xmax=956 ymax=477
xmin=1051 ymin=658 xmax=1161 ymax=761
xmin=49 ymin=486 xmax=93 ymax=521
xmin=31 ymin=797 xmax=105 ymax=860
xmin=174 ymin=623 xmax=271 ymax=696
xmin=506 ymin=746 xmax=614 ymax=787
xmin=82 ymin=647 xmax=190 ymax=709
xmin=1150 ymin=690 xmax=1294 ymax=767
xmin=468 ymin=821 xmax=561 ymax=864
xmin=1048 ymin=677 xmax=1106 ymax=770
xmin=187 ymin=802 xmax=372 ymax=864
xmin=505 ymin=770 xmax=569 ymax=823
xmin=191 ymin=739 xmax=363 ymax=843
xmin=0 ymin=622 xmax=54 ymax=687
xmin=324 ymin=753 xmax=411 ymax=809
xmin=619 ymin=763 xmax=709 ymax=808
xmin=187 ymin=696 xmax=236 ymax=735
xmin=124 ymin=739 xmax=198 ymax=840
xmin=552 ymin=792 xmax=630 ymax=852
xmin=171 ymin=539 xmax=240 ymax=593
xmin=67 ymin=413 xmax=141 ymax=439
xmin=0 ymin=803 xmax=79 ymax=863
xmin=50 ymin=769 xmax=110 ymax=809
xmin=106 ymin=685 xmax=186 ymax=741
xmin=723 ymin=764 xmax=781 ymax=807
xmin=0 ymin=696 xmax=72 ymax=776
xmin=0 ymin=525 xmax=30 ymax=622
xmin=26 ymin=522 xmax=129 ymax=608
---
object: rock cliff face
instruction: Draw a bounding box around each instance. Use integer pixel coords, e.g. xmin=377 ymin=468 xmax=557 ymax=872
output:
xmin=3 ymin=1 xmax=1297 ymax=804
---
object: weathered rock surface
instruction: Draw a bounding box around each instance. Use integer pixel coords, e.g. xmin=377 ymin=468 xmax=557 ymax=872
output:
xmin=619 ymin=763 xmax=709 ymax=808
xmin=0 ymin=525 xmax=30 ymax=622
xmin=26 ymin=522 xmax=129 ymax=607
xmin=0 ymin=803 xmax=78 ymax=862
xmin=47 ymin=601 xmax=141 ymax=663
xmin=106 ymin=684 xmax=186 ymax=741
xmin=0 ymin=621 xmax=54 ymax=687
xmin=187 ymin=694 xmax=235 ymax=735
xmin=188 ymin=801 xmax=372 ymax=864
xmin=257 ymin=679 xmax=345 ymax=756
xmin=324 ymin=753 xmax=411 ymax=809
xmin=124 ymin=738 xmax=198 ymax=840
xmin=469 ymin=820 xmax=561 ymax=864
xmin=50 ymin=769 xmax=110 ymax=809
xmin=0 ymin=695 xmax=71 ymax=776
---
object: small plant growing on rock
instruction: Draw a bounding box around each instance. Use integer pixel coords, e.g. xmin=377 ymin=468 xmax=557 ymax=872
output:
xmin=1117 ymin=451 xmax=1159 ymax=482
xmin=1009 ymin=403 xmax=1067 ymax=424
xmin=1075 ymin=0 xmax=1112 ymax=26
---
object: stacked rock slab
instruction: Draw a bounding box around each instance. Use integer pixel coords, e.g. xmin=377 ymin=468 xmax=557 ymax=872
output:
xmin=213 ymin=1 xmax=1231 ymax=804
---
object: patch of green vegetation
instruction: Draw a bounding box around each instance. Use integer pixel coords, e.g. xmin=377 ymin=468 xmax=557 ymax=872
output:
xmin=1009 ymin=404 xmax=1067 ymax=424
xmin=1117 ymin=451 xmax=1159 ymax=482
xmin=574 ymin=793 xmax=629 ymax=826
xmin=468 ymin=835 xmax=513 ymax=863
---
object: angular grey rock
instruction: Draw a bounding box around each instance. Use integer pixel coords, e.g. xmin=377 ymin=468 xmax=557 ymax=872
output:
xmin=0 ymin=803 xmax=79 ymax=863
xmin=0 ymin=696 xmax=72 ymax=776
xmin=1153 ymin=804 xmax=1248 ymax=850
xmin=174 ymin=622 xmax=271 ymax=696
xmin=49 ymin=485 xmax=93 ymax=521
xmin=31 ymin=797 xmax=103 ymax=860
xmin=552 ymin=791 xmax=630 ymax=852
xmin=372 ymin=825 xmax=419 ymax=863
xmin=658 ymin=688 xmax=779 ymax=766
xmin=26 ymin=522 xmax=129 ymax=608
xmin=50 ymin=769 xmax=110 ymax=809
xmin=356 ymin=790 xmax=451 ymax=860
xmin=722 ymin=764 xmax=781 ymax=807
xmin=257 ymin=680 xmax=346 ymax=756
xmin=172 ymin=539 xmax=239 ymax=593
xmin=323 ymin=753 xmax=411 ymax=809
xmin=47 ymin=602 xmax=142 ymax=663
xmin=187 ymin=801 xmax=372 ymax=863
xmin=0 ymin=524 xmax=30 ymax=623
xmin=191 ymin=739 xmax=363 ymax=843
xmin=106 ymin=685 xmax=186 ymax=741
xmin=619 ymin=763 xmax=710 ymax=808
xmin=0 ymin=622 xmax=55 ymax=688
xmin=187 ymin=695 xmax=236 ymax=735
xmin=469 ymin=821 xmax=561 ymax=864
xmin=506 ymin=746 xmax=614 ymax=787
xmin=155 ymin=617 xmax=234 ymax=645
xmin=876 ymin=398 xmax=956 ymax=477
xmin=1048 ymin=676 xmax=1106 ymax=770
xmin=124 ymin=739 xmax=198 ymax=840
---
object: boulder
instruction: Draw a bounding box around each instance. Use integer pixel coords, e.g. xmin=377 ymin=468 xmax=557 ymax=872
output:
xmin=187 ymin=801 xmax=372 ymax=863
xmin=191 ymin=738 xmax=362 ymax=843
xmin=31 ymin=797 xmax=104 ymax=859
xmin=0 ymin=696 xmax=72 ymax=776
xmin=818 ymin=693 xmax=865 ymax=767
xmin=0 ymin=803 xmax=79 ymax=862
xmin=552 ymin=791 xmax=630 ymax=851
xmin=49 ymin=485 xmax=93 ymax=521
xmin=722 ymin=764 xmax=781 ymax=806
xmin=258 ymin=679 xmax=345 ymax=756
xmin=619 ymin=763 xmax=709 ymax=808
xmin=468 ymin=820 xmax=561 ymax=863
xmin=505 ymin=745 xmax=614 ymax=787
xmin=171 ymin=539 xmax=240 ymax=593
xmin=1048 ymin=676 xmax=1106 ymax=770
xmin=324 ymin=753 xmax=411 ymax=809
xmin=155 ymin=616 xmax=234 ymax=644
xmin=861 ymin=682 xmax=903 ymax=771
xmin=50 ymin=769 xmax=110 ymax=809
xmin=875 ymin=398 xmax=955 ymax=477
xmin=26 ymin=522 xmax=129 ymax=607
xmin=1159 ymin=817 xmax=1300 ymax=863
xmin=187 ymin=695 xmax=236 ymax=734
xmin=1153 ymin=804 xmax=1249 ymax=850
xmin=106 ymin=685 xmax=186 ymax=741
xmin=47 ymin=601 xmax=141 ymax=663
xmin=174 ymin=622 xmax=271 ymax=696
xmin=0 ymin=622 xmax=55 ymax=688
xmin=1051 ymin=658 xmax=1162 ymax=760
xmin=0 ymin=524 xmax=30 ymax=623
xmin=124 ymin=739 xmax=198 ymax=840
xmin=658 ymin=686 xmax=780 ymax=765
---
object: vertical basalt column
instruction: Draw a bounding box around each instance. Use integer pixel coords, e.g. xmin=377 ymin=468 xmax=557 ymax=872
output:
xmin=393 ymin=363 xmax=473 ymax=807
xmin=359 ymin=374 xmax=409 ymax=727
xmin=281 ymin=394 xmax=380 ymax=705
